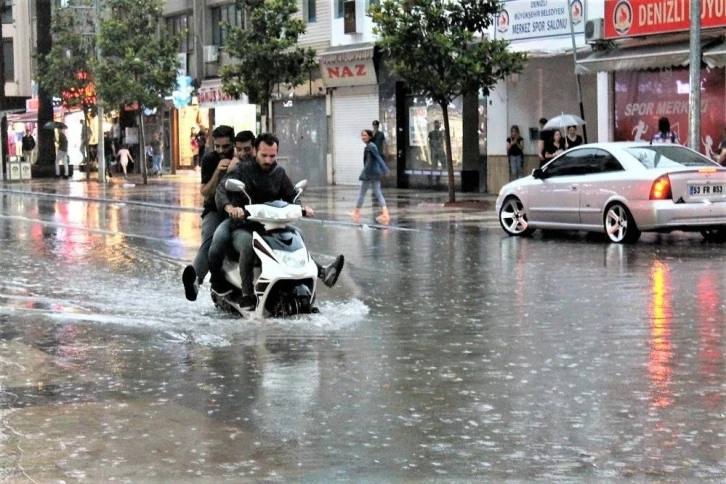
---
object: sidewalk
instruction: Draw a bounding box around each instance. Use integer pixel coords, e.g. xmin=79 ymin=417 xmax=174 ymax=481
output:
xmin=0 ymin=170 xmax=499 ymax=228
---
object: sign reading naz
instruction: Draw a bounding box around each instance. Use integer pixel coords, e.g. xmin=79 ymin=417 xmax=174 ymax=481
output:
xmin=326 ymin=64 xmax=367 ymax=79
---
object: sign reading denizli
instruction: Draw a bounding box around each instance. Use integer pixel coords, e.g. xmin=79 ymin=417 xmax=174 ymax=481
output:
xmin=495 ymin=0 xmax=584 ymax=41
xmin=605 ymin=0 xmax=726 ymax=39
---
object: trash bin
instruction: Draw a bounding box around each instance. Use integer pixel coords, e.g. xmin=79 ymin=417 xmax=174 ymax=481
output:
xmin=20 ymin=161 xmax=31 ymax=180
xmin=8 ymin=156 xmax=20 ymax=181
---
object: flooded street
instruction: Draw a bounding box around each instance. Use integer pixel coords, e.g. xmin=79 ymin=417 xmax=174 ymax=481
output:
xmin=1 ymin=190 xmax=725 ymax=482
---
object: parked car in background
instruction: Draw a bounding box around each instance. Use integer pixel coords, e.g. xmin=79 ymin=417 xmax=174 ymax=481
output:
xmin=496 ymin=142 xmax=726 ymax=244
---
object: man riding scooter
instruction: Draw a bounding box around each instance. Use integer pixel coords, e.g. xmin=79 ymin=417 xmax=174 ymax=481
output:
xmin=212 ymin=133 xmax=344 ymax=310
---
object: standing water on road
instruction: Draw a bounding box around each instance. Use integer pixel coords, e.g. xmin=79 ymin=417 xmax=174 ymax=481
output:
xmin=0 ymin=193 xmax=725 ymax=482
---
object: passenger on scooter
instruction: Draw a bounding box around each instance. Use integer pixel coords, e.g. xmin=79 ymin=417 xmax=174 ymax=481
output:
xmin=212 ymin=133 xmax=345 ymax=310
xmin=181 ymin=125 xmax=236 ymax=301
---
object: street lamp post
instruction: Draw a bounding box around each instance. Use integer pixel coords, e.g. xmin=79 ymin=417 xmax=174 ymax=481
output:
xmin=688 ymin=0 xmax=701 ymax=151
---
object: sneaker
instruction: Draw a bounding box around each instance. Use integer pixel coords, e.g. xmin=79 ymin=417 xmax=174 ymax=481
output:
xmin=237 ymin=294 xmax=257 ymax=310
xmin=182 ymin=265 xmax=199 ymax=301
xmin=322 ymin=255 xmax=345 ymax=288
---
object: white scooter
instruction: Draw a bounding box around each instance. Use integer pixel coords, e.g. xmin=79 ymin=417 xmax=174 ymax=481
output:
xmin=212 ymin=178 xmax=319 ymax=318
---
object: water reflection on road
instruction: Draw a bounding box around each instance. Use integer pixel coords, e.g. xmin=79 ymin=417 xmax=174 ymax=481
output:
xmin=0 ymin=194 xmax=725 ymax=481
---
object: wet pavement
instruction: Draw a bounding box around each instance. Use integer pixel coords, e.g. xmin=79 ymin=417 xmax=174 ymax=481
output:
xmin=1 ymin=172 xmax=725 ymax=482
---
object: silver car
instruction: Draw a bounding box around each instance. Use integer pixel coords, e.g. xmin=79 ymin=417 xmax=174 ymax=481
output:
xmin=496 ymin=142 xmax=726 ymax=243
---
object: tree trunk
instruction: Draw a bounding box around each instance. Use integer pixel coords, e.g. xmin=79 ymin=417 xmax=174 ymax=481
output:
xmin=441 ymin=102 xmax=456 ymax=203
xmin=37 ymin=0 xmax=56 ymax=169
xmin=84 ymin=111 xmax=90 ymax=181
xmin=139 ymin=111 xmax=148 ymax=185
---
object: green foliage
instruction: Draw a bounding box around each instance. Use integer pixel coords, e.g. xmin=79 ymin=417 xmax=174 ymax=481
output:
xmin=371 ymin=0 xmax=527 ymax=201
xmin=36 ymin=0 xmax=97 ymax=112
xmin=221 ymin=0 xmax=317 ymax=123
xmin=370 ymin=0 xmax=526 ymax=106
xmin=96 ymin=0 xmax=180 ymax=111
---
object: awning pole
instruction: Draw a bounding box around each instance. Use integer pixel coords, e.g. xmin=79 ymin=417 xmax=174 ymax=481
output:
xmin=568 ymin=1 xmax=587 ymax=143
xmin=688 ymin=0 xmax=701 ymax=151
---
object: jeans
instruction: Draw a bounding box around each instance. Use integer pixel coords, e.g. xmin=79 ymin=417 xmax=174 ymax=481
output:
xmin=231 ymin=227 xmax=256 ymax=296
xmin=55 ymin=150 xmax=69 ymax=176
xmin=192 ymin=211 xmax=227 ymax=285
xmin=152 ymin=154 xmax=162 ymax=173
xmin=356 ymin=180 xmax=386 ymax=208
xmin=508 ymin=154 xmax=524 ymax=181
xmin=207 ymin=219 xmax=235 ymax=288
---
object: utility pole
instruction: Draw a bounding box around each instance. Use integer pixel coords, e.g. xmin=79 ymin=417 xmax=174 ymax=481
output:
xmin=95 ymin=0 xmax=105 ymax=182
xmin=567 ymin=0 xmax=587 ymax=143
xmin=688 ymin=0 xmax=701 ymax=151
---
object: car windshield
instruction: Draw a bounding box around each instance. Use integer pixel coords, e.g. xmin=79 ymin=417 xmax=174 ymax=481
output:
xmin=626 ymin=145 xmax=716 ymax=169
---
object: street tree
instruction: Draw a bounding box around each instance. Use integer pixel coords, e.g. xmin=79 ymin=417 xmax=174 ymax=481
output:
xmin=371 ymin=0 xmax=527 ymax=202
xmin=221 ymin=0 xmax=317 ymax=131
xmin=96 ymin=0 xmax=179 ymax=184
xmin=36 ymin=0 xmax=98 ymax=177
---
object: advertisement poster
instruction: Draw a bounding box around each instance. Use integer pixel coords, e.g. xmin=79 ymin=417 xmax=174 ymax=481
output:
xmin=613 ymin=67 xmax=725 ymax=156
xmin=409 ymin=107 xmax=428 ymax=147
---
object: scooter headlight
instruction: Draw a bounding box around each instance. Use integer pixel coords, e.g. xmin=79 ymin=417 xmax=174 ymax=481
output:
xmin=272 ymin=249 xmax=308 ymax=269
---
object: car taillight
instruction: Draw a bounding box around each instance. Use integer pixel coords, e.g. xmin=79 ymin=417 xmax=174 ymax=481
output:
xmin=649 ymin=175 xmax=672 ymax=200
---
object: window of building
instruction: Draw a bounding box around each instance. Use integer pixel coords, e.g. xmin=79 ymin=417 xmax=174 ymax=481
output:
xmin=335 ymin=0 xmax=344 ymax=19
xmin=1 ymin=3 xmax=12 ymax=24
xmin=304 ymin=0 xmax=316 ymax=23
xmin=3 ymin=39 xmax=13 ymax=81
xmin=212 ymin=4 xmax=244 ymax=47
xmin=166 ymin=13 xmax=193 ymax=53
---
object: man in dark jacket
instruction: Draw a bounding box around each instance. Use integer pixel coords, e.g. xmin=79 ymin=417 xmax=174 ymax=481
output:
xmin=182 ymin=125 xmax=236 ymax=301
xmin=212 ymin=133 xmax=344 ymax=309
xmin=21 ymin=129 xmax=36 ymax=164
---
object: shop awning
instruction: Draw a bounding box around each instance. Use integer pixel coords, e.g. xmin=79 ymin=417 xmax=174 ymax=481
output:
xmin=7 ymin=111 xmax=39 ymax=123
xmin=576 ymin=41 xmax=693 ymax=74
xmin=703 ymin=41 xmax=726 ymax=68
xmin=319 ymin=43 xmax=374 ymax=64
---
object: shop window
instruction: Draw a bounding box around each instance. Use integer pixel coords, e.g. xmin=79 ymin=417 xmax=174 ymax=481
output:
xmin=3 ymin=39 xmax=13 ymax=81
xmin=212 ymin=4 xmax=244 ymax=47
xmin=165 ymin=13 xmax=193 ymax=53
xmin=405 ymin=96 xmax=463 ymax=171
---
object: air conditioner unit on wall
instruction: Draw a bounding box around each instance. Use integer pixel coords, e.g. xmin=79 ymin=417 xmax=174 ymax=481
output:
xmin=203 ymin=45 xmax=219 ymax=63
xmin=585 ymin=18 xmax=604 ymax=43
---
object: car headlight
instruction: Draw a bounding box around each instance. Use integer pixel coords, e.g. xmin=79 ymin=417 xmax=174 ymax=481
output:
xmin=272 ymin=249 xmax=307 ymax=268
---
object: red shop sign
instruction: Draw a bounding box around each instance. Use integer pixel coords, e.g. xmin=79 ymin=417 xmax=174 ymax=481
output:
xmin=613 ymin=67 xmax=725 ymax=157
xmin=604 ymin=0 xmax=726 ymax=39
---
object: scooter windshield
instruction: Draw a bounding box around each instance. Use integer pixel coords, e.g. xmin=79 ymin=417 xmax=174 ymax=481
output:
xmin=261 ymin=229 xmax=306 ymax=252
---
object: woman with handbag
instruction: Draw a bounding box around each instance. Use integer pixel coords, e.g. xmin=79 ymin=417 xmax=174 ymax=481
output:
xmin=350 ymin=129 xmax=390 ymax=224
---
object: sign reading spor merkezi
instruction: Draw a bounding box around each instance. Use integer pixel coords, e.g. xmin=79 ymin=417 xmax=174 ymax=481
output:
xmin=605 ymin=0 xmax=726 ymax=39
xmin=495 ymin=0 xmax=584 ymax=41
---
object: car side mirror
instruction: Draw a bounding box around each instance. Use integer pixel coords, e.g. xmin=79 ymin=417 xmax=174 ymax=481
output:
xmin=532 ymin=168 xmax=545 ymax=179
xmin=294 ymin=179 xmax=308 ymax=191
xmin=225 ymin=179 xmax=246 ymax=192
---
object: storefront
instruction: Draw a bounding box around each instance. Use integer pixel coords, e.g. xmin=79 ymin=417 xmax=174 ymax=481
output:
xmin=320 ymin=44 xmax=380 ymax=185
xmin=272 ymin=77 xmax=328 ymax=186
xmin=577 ymin=0 xmax=726 ymax=156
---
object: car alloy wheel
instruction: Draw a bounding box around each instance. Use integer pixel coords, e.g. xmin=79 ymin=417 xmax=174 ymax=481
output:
xmin=604 ymin=203 xmax=641 ymax=244
xmin=499 ymin=197 xmax=532 ymax=236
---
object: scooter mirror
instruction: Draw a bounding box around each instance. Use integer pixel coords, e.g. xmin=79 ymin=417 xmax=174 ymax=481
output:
xmin=225 ymin=179 xmax=246 ymax=192
xmin=294 ymin=180 xmax=308 ymax=190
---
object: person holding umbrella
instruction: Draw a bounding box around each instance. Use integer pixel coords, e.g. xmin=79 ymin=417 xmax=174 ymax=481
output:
xmin=564 ymin=125 xmax=583 ymax=150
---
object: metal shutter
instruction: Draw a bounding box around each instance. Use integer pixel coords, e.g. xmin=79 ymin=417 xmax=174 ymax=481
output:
xmin=332 ymin=88 xmax=379 ymax=185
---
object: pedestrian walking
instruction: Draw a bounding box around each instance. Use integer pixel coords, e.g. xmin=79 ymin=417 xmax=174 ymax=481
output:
xmin=506 ymin=125 xmax=524 ymax=180
xmin=350 ymin=129 xmax=390 ymax=224
xmin=650 ymin=117 xmax=680 ymax=144
xmin=116 ymin=144 xmax=133 ymax=179
xmin=21 ymin=129 xmax=36 ymax=165
xmin=103 ymin=131 xmax=116 ymax=179
xmin=191 ymin=128 xmax=200 ymax=167
xmin=564 ymin=125 xmax=583 ymax=150
xmin=428 ymin=120 xmax=446 ymax=168
xmin=151 ymin=132 xmax=163 ymax=176
xmin=55 ymin=127 xmax=70 ymax=179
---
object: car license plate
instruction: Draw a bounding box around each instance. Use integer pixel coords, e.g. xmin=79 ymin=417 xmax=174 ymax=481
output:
xmin=689 ymin=184 xmax=725 ymax=197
